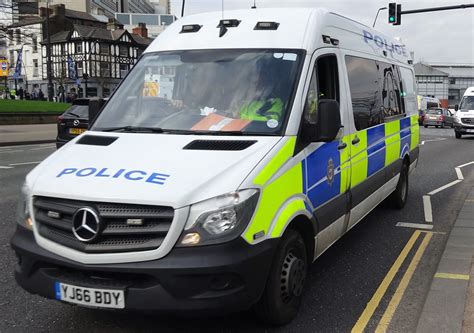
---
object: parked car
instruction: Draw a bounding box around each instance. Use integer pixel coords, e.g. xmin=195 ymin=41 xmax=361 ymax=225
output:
xmin=423 ymin=108 xmax=454 ymax=128
xmin=56 ymin=98 xmax=89 ymax=148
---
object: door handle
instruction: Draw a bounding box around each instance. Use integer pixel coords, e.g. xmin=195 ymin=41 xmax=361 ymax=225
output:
xmin=352 ymin=137 xmax=360 ymax=145
xmin=337 ymin=142 xmax=347 ymax=150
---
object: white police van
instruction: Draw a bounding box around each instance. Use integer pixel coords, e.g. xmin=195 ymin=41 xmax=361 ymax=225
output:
xmin=12 ymin=8 xmax=419 ymax=325
xmin=454 ymin=87 xmax=474 ymax=139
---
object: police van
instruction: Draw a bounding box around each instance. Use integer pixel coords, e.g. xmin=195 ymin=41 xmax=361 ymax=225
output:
xmin=454 ymin=87 xmax=474 ymax=139
xmin=11 ymin=8 xmax=419 ymax=325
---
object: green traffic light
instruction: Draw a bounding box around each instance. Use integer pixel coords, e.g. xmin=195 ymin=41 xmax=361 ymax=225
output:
xmin=389 ymin=16 xmax=395 ymax=22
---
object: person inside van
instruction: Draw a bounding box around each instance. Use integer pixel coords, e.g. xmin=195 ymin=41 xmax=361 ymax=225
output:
xmin=236 ymin=60 xmax=284 ymax=122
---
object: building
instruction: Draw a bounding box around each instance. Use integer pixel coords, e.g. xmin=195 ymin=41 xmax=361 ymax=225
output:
xmin=46 ymin=19 xmax=152 ymax=98
xmin=5 ymin=4 xmax=151 ymax=98
xmin=37 ymin=0 xmax=157 ymax=18
xmin=115 ymin=12 xmax=176 ymax=38
xmin=414 ymin=62 xmax=474 ymax=107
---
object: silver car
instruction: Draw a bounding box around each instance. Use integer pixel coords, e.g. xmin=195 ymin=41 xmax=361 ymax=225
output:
xmin=423 ymin=108 xmax=454 ymax=128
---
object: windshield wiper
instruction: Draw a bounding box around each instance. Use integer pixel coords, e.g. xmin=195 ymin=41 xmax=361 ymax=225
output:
xmin=100 ymin=126 xmax=164 ymax=133
xmin=68 ymin=112 xmax=81 ymax=118
xmin=161 ymin=129 xmax=245 ymax=136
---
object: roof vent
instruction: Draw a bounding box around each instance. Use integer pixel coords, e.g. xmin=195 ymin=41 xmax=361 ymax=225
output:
xmin=254 ymin=21 xmax=279 ymax=30
xmin=183 ymin=140 xmax=257 ymax=151
xmin=76 ymin=135 xmax=118 ymax=146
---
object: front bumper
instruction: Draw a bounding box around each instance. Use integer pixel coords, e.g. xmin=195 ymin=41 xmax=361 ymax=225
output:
xmin=11 ymin=226 xmax=277 ymax=313
xmin=454 ymin=123 xmax=474 ymax=134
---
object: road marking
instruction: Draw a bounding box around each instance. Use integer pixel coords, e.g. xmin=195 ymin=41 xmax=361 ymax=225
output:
xmin=466 ymin=199 xmax=474 ymax=203
xmin=457 ymin=161 xmax=474 ymax=169
xmin=0 ymin=166 xmax=13 ymax=169
xmin=9 ymin=161 xmax=41 ymax=166
xmin=455 ymin=167 xmax=464 ymax=180
xmin=434 ymin=273 xmax=470 ymax=281
xmin=427 ymin=179 xmax=463 ymax=196
xmin=420 ymin=138 xmax=446 ymax=145
xmin=376 ymin=232 xmax=432 ymax=332
xmin=396 ymin=222 xmax=433 ymax=230
xmin=423 ymin=196 xmax=433 ymax=223
xmin=352 ymin=231 xmax=421 ymax=333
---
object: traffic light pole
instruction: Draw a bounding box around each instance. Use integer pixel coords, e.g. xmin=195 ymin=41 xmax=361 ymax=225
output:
xmin=401 ymin=3 xmax=474 ymax=15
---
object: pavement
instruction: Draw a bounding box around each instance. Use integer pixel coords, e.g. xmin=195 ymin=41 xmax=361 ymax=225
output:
xmin=0 ymin=124 xmax=57 ymax=146
xmin=417 ymin=186 xmax=474 ymax=333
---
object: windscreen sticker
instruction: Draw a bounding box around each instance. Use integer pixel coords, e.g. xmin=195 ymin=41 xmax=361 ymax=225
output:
xmin=56 ymin=167 xmax=170 ymax=185
xmin=267 ymin=119 xmax=278 ymax=128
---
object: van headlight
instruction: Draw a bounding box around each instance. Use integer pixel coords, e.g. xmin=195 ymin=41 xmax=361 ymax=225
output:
xmin=178 ymin=189 xmax=259 ymax=247
xmin=16 ymin=183 xmax=33 ymax=231
xmin=454 ymin=117 xmax=461 ymax=123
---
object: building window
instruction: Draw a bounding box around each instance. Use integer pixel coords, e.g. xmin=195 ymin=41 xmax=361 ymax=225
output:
xmin=87 ymin=87 xmax=98 ymax=97
xmin=119 ymin=45 xmax=128 ymax=56
xmin=33 ymin=59 xmax=38 ymax=77
xmin=100 ymin=62 xmax=110 ymax=77
xmin=15 ymin=29 xmax=21 ymax=44
xmin=100 ymin=44 xmax=109 ymax=55
xmin=76 ymin=42 xmax=82 ymax=53
xmin=32 ymin=35 xmax=38 ymax=53
xmin=450 ymin=78 xmax=456 ymax=84
xmin=116 ymin=14 xmax=130 ymax=25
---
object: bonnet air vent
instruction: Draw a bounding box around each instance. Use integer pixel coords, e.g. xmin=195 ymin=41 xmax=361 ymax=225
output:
xmin=183 ymin=140 xmax=257 ymax=151
xmin=76 ymin=135 xmax=118 ymax=146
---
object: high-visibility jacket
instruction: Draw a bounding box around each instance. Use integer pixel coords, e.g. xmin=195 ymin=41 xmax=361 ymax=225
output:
xmin=240 ymin=98 xmax=283 ymax=121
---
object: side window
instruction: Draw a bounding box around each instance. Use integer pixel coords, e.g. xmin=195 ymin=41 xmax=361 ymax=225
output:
xmin=345 ymin=56 xmax=382 ymax=131
xmin=378 ymin=61 xmax=403 ymax=118
xmin=303 ymin=69 xmax=318 ymax=123
xmin=399 ymin=67 xmax=418 ymax=115
xmin=303 ymin=54 xmax=339 ymax=124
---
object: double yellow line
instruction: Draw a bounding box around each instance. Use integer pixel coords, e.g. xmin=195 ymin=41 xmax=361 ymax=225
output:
xmin=352 ymin=230 xmax=432 ymax=333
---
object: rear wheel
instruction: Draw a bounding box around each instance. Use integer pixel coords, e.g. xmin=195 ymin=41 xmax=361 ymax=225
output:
xmin=435 ymin=125 xmax=439 ymax=128
xmin=455 ymin=132 xmax=462 ymax=139
xmin=424 ymin=125 xmax=428 ymax=128
xmin=389 ymin=161 xmax=409 ymax=209
xmin=254 ymin=229 xmax=308 ymax=326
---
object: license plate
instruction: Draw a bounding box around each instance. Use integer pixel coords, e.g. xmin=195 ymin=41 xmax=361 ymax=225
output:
xmin=69 ymin=128 xmax=86 ymax=135
xmin=429 ymin=116 xmax=437 ymax=120
xmin=55 ymin=282 xmax=125 ymax=309
xmin=467 ymin=129 xmax=474 ymax=133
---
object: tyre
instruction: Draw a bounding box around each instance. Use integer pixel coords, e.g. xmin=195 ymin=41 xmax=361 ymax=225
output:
xmin=389 ymin=161 xmax=409 ymax=209
xmin=435 ymin=125 xmax=439 ymax=128
xmin=441 ymin=122 xmax=445 ymax=128
xmin=254 ymin=229 xmax=308 ymax=326
xmin=455 ymin=132 xmax=462 ymax=139
xmin=424 ymin=125 xmax=428 ymax=128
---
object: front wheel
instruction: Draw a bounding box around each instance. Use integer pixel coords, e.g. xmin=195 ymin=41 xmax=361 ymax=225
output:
xmin=254 ymin=229 xmax=308 ymax=326
xmin=441 ymin=122 xmax=445 ymax=128
xmin=389 ymin=161 xmax=409 ymax=209
xmin=455 ymin=132 xmax=462 ymax=139
xmin=424 ymin=125 xmax=428 ymax=128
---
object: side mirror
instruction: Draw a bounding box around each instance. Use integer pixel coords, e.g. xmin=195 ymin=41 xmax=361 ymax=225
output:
xmin=302 ymin=99 xmax=342 ymax=142
xmin=455 ymin=104 xmax=459 ymax=111
xmin=88 ymin=97 xmax=106 ymax=128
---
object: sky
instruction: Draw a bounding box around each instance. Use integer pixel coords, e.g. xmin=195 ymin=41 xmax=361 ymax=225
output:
xmin=169 ymin=0 xmax=474 ymax=64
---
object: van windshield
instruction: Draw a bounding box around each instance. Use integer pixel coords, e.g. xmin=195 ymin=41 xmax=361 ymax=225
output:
xmin=92 ymin=49 xmax=303 ymax=135
xmin=459 ymin=96 xmax=474 ymax=111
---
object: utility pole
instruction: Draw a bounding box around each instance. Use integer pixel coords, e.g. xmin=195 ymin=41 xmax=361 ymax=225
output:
xmin=181 ymin=0 xmax=185 ymax=17
xmin=45 ymin=0 xmax=53 ymax=101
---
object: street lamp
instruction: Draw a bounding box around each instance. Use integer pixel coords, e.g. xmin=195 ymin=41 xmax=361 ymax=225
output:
xmin=373 ymin=7 xmax=388 ymax=28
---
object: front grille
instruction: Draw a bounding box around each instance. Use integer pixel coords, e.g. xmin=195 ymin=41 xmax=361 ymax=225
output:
xmin=461 ymin=118 xmax=474 ymax=125
xmin=34 ymin=196 xmax=174 ymax=253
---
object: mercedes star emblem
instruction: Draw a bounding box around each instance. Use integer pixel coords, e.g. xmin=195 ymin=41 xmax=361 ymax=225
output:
xmin=73 ymin=119 xmax=80 ymax=126
xmin=72 ymin=207 xmax=102 ymax=243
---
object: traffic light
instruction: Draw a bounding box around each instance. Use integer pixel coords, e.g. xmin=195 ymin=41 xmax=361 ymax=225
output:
xmin=394 ymin=4 xmax=402 ymax=25
xmin=388 ymin=2 xmax=397 ymax=24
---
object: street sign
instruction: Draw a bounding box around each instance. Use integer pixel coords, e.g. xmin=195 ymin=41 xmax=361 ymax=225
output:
xmin=0 ymin=58 xmax=8 ymax=77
